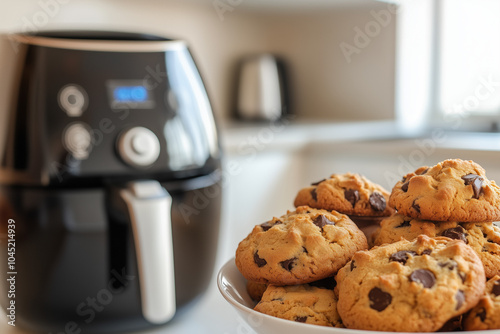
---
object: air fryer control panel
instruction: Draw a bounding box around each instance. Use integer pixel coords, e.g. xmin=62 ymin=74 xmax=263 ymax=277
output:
xmin=117 ymin=127 xmax=161 ymax=167
xmin=44 ymin=48 xmax=173 ymax=175
xmin=17 ymin=45 xmax=221 ymax=184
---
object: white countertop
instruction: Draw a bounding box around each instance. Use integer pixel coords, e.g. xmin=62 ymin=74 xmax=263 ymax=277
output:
xmin=220 ymin=119 xmax=403 ymax=153
xmin=220 ymin=118 xmax=500 ymax=153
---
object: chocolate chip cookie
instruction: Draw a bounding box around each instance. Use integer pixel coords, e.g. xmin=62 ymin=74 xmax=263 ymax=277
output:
xmin=372 ymin=213 xmax=500 ymax=278
xmin=294 ymin=173 xmax=394 ymax=217
xmin=254 ymin=284 xmax=343 ymax=327
xmin=464 ymin=275 xmax=500 ymax=330
xmin=247 ymin=281 xmax=268 ymax=302
xmin=235 ymin=206 xmax=368 ymax=285
xmin=336 ymin=235 xmax=486 ymax=332
xmin=389 ymin=159 xmax=500 ymax=222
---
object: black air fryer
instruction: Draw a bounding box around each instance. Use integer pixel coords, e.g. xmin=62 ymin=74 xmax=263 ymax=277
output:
xmin=0 ymin=31 xmax=222 ymax=333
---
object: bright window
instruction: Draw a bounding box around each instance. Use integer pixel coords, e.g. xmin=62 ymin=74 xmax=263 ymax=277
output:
xmin=439 ymin=0 xmax=500 ymax=117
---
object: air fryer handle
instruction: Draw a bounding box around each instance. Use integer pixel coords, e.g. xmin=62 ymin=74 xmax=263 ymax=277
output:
xmin=119 ymin=180 xmax=176 ymax=324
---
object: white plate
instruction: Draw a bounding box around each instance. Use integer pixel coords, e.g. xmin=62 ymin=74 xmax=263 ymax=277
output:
xmin=217 ymin=258 xmax=499 ymax=334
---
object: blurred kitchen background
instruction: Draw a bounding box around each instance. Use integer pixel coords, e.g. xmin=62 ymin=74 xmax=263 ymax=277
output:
xmin=1 ymin=0 xmax=500 ymax=333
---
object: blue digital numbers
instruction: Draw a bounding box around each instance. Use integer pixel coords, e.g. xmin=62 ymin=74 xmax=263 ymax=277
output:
xmin=114 ymin=86 xmax=148 ymax=102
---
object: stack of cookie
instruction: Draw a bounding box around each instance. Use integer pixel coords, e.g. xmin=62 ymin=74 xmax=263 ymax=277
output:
xmin=373 ymin=160 xmax=500 ymax=278
xmin=235 ymin=173 xmax=393 ymax=327
xmin=365 ymin=158 xmax=500 ymax=330
xmin=235 ymin=206 xmax=368 ymax=327
xmin=233 ymin=159 xmax=500 ymax=331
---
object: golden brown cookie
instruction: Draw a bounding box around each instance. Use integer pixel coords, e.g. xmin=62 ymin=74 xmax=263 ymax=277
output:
xmin=246 ymin=281 xmax=267 ymax=302
xmin=235 ymin=206 xmax=368 ymax=285
xmin=294 ymin=173 xmax=394 ymax=217
xmin=336 ymin=235 xmax=486 ymax=332
xmin=464 ymin=275 xmax=500 ymax=330
xmin=372 ymin=213 xmax=500 ymax=278
xmin=254 ymin=284 xmax=343 ymax=327
xmin=389 ymin=159 xmax=500 ymax=222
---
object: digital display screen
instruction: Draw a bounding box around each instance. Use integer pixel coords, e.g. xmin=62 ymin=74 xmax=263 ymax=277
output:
xmin=114 ymin=86 xmax=148 ymax=102
xmin=107 ymin=80 xmax=155 ymax=109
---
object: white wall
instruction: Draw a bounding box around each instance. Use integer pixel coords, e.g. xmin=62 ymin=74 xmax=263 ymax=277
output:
xmin=260 ymin=7 xmax=396 ymax=120
xmin=0 ymin=0 xmax=396 ymax=121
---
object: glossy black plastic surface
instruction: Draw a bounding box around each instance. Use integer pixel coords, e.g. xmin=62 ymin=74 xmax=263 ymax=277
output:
xmin=0 ymin=32 xmax=220 ymax=186
xmin=0 ymin=173 xmax=222 ymax=333
xmin=31 ymin=30 xmax=172 ymax=41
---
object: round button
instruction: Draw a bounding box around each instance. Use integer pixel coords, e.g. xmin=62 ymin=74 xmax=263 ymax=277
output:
xmin=63 ymin=123 xmax=92 ymax=159
xmin=58 ymin=85 xmax=88 ymax=117
xmin=118 ymin=127 xmax=160 ymax=167
xmin=132 ymin=134 xmax=154 ymax=155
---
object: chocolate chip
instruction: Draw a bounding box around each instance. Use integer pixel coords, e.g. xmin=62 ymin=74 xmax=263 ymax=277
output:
xmin=311 ymin=188 xmax=317 ymax=201
xmin=412 ymin=200 xmax=421 ymax=213
xmin=471 ymin=178 xmax=484 ymax=199
xmin=302 ymin=246 xmax=308 ymax=254
xmin=441 ymin=226 xmax=468 ymax=244
xmin=461 ymin=174 xmax=477 ymax=183
xmin=482 ymin=246 xmax=489 ymax=252
xmin=369 ymin=192 xmax=386 ymax=212
xmin=344 ymin=189 xmax=359 ymax=207
xmin=401 ymin=181 xmax=409 ymax=192
xmin=263 ymin=220 xmax=283 ymax=231
xmin=260 ymin=220 xmax=281 ymax=231
xmin=410 ymin=269 xmax=436 ymax=289
xmin=309 ymin=276 xmax=337 ymax=290
xmin=295 ymin=316 xmax=307 ymax=323
xmin=314 ymin=215 xmax=334 ymax=230
xmin=477 ymin=309 xmax=487 ymax=322
xmin=402 ymin=176 xmax=407 ymax=183
xmin=260 ymin=221 xmax=274 ymax=231
xmin=419 ymin=168 xmax=429 ymax=175
xmin=438 ymin=315 xmax=463 ymax=332
xmin=254 ymin=252 xmax=267 ymax=267
xmin=390 ymin=250 xmax=417 ymax=265
xmin=311 ymin=179 xmax=326 ymax=186
xmin=462 ymin=174 xmax=484 ymax=199
xmin=351 ymin=260 xmax=356 ymax=271
xmin=396 ymin=220 xmax=411 ymax=228
xmin=421 ymin=249 xmax=432 ymax=256
xmin=280 ymin=258 xmax=296 ymax=271
xmin=459 ymin=272 xmax=467 ymax=283
xmin=438 ymin=261 xmax=457 ymax=271
xmin=368 ymin=287 xmax=392 ymax=312
xmin=492 ymin=280 xmax=500 ymax=297
xmin=455 ymin=290 xmax=465 ymax=310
